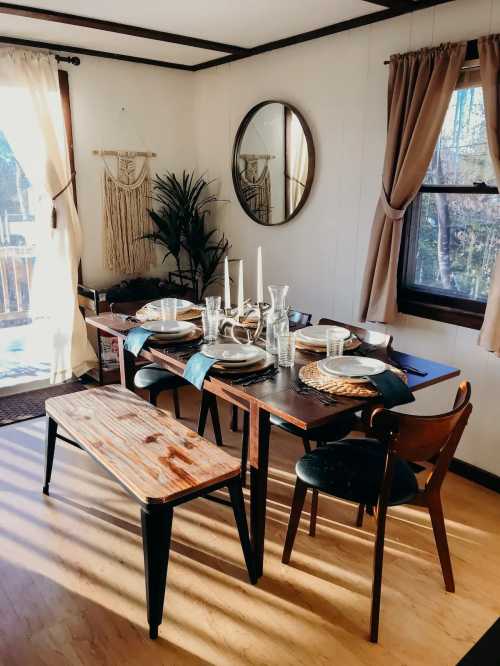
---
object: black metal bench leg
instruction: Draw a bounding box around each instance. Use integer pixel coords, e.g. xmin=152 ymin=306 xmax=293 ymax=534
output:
xmin=227 ymin=478 xmax=257 ymax=584
xmin=198 ymin=391 xmax=223 ymax=447
xmin=198 ymin=390 xmax=210 ymax=437
xmin=141 ymin=504 xmax=173 ymax=640
xmin=172 ymin=388 xmax=181 ymax=419
xmin=230 ymin=405 xmax=239 ymax=431
xmin=209 ymin=395 xmax=223 ymax=447
xmin=43 ymin=417 xmax=58 ymax=495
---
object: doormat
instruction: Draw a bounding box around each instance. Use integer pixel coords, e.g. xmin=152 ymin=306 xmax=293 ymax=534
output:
xmin=0 ymin=381 xmax=87 ymax=427
xmin=458 ymin=618 xmax=500 ymax=665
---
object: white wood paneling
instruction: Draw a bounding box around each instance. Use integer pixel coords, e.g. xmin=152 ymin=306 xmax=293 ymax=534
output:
xmin=193 ymin=0 xmax=500 ymax=475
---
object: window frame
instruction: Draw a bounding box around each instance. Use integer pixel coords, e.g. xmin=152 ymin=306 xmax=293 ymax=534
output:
xmin=398 ymin=75 xmax=499 ymax=330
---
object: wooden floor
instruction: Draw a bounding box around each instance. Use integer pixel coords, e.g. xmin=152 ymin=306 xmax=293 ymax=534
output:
xmin=0 ymin=386 xmax=499 ymax=665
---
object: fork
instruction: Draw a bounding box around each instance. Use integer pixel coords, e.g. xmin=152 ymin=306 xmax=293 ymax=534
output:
xmin=291 ymin=378 xmax=338 ymax=405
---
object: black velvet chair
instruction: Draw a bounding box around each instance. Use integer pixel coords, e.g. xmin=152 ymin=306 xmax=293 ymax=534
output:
xmin=282 ymin=382 xmax=472 ymax=643
xmin=133 ymin=363 xmax=187 ymax=416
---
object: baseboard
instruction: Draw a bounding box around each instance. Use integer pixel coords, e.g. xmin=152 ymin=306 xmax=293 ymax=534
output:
xmin=450 ymin=458 xmax=500 ymax=494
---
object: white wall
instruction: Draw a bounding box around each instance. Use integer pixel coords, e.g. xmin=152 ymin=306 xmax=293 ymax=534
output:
xmin=62 ymin=56 xmax=196 ymax=288
xmin=192 ymin=0 xmax=500 ymax=475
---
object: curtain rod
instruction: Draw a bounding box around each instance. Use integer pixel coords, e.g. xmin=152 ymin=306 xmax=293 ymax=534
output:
xmin=383 ymin=37 xmax=478 ymax=65
xmin=55 ymin=55 xmax=80 ymax=65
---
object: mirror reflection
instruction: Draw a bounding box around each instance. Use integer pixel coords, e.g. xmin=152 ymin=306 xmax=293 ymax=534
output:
xmin=233 ymin=101 xmax=315 ymax=226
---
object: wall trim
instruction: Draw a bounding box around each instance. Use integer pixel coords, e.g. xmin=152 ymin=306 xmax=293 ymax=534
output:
xmin=450 ymin=458 xmax=500 ymax=494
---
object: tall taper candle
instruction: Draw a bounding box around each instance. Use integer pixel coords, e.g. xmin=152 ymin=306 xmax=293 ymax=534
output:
xmin=237 ymin=260 xmax=244 ymax=316
xmin=224 ymin=256 xmax=230 ymax=310
xmin=257 ymin=246 xmax=263 ymax=303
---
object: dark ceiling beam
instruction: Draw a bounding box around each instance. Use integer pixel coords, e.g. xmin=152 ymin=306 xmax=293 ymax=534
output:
xmin=0 ymin=35 xmax=194 ymax=70
xmin=193 ymin=0 xmax=456 ymax=71
xmin=0 ymin=2 xmax=245 ymax=54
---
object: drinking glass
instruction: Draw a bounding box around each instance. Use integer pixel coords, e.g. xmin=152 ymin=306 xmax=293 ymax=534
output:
xmin=202 ymin=309 xmax=220 ymax=342
xmin=326 ymin=328 xmax=345 ymax=358
xmin=205 ymin=296 xmax=222 ymax=312
xmin=160 ymin=297 xmax=177 ymax=320
xmin=277 ymin=333 xmax=296 ymax=368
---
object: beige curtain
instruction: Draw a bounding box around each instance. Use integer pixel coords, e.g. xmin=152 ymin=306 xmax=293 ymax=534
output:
xmin=359 ymin=42 xmax=466 ymax=323
xmin=0 ymin=48 xmax=96 ymax=382
xmin=478 ymin=35 xmax=500 ymax=356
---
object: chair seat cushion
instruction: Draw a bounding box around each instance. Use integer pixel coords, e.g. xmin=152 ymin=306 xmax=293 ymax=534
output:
xmin=270 ymin=412 xmax=356 ymax=443
xmin=296 ymin=438 xmax=418 ymax=507
xmin=134 ymin=363 xmax=188 ymax=391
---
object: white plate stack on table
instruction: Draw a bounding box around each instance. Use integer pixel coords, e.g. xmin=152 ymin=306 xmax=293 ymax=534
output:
xmin=317 ymin=356 xmax=387 ymax=384
xmin=141 ymin=319 xmax=201 ymax=343
xmin=201 ymin=343 xmax=274 ymax=374
xmin=294 ymin=325 xmax=361 ymax=352
xmin=136 ymin=299 xmax=203 ymax=322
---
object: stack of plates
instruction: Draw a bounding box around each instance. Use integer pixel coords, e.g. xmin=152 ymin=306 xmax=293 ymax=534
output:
xmin=295 ymin=325 xmax=360 ymax=352
xmin=201 ymin=343 xmax=271 ymax=372
xmin=138 ymin=299 xmax=202 ymax=322
xmin=141 ymin=320 xmax=199 ymax=342
xmin=317 ymin=356 xmax=387 ymax=384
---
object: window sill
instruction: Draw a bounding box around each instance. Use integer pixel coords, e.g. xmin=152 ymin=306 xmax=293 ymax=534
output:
xmin=398 ymin=298 xmax=484 ymax=330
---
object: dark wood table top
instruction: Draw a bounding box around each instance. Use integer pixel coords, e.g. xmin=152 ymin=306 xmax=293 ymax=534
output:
xmin=86 ymin=314 xmax=460 ymax=431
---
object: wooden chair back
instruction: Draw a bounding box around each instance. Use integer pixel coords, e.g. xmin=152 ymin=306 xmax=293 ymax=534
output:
xmin=371 ymin=381 xmax=472 ymax=493
xmin=289 ymin=310 xmax=312 ymax=328
xmin=318 ymin=318 xmax=392 ymax=350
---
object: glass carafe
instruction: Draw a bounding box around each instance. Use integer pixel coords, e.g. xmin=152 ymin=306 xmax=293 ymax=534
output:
xmin=266 ymin=284 xmax=289 ymax=354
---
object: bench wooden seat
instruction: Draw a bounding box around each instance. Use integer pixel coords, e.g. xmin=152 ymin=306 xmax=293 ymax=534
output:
xmin=43 ymin=385 xmax=255 ymax=639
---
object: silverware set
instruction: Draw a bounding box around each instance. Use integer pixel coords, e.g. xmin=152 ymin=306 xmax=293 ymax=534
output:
xmin=291 ymin=378 xmax=338 ymax=405
xmin=354 ymin=347 xmax=428 ymax=377
xmin=232 ymin=367 xmax=279 ymax=386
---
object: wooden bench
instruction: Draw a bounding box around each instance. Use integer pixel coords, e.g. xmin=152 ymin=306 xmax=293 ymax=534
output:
xmin=43 ymin=384 xmax=256 ymax=639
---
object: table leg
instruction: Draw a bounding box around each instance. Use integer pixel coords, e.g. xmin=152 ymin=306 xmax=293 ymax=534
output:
xmin=117 ymin=338 xmax=135 ymax=390
xmin=249 ymin=403 xmax=271 ymax=579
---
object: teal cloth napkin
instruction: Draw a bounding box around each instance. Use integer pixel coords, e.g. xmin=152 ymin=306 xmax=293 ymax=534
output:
xmin=183 ymin=352 xmax=218 ymax=390
xmin=123 ymin=327 xmax=155 ymax=357
xmin=368 ymin=370 xmax=415 ymax=409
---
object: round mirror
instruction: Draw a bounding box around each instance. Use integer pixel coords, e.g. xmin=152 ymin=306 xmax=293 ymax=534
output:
xmin=232 ymin=101 xmax=315 ymax=226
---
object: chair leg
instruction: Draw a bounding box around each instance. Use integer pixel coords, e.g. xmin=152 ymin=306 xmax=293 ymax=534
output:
xmin=209 ymin=395 xmax=223 ymax=447
xmin=198 ymin=390 xmax=210 ymax=437
xmin=172 ymin=388 xmax=181 ymax=419
xmin=43 ymin=417 xmax=58 ymax=495
xmin=309 ymin=489 xmax=319 ymax=537
xmin=228 ymin=477 xmax=257 ymax=584
xmin=302 ymin=438 xmax=312 ymax=454
xmin=427 ymin=494 xmax=455 ymax=593
xmin=282 ymin=478 xmax=308 ymax=565
xmin=141 ymin=504 xmax=173 ymax=640
xmin=148 ymin=389 xmax=158 ymax=407
xmin=241 ymin=411 xmax=250 ymax=487
xmin=356 ymin=504 xmax=365 ymax=528
xmin=230 ymin=405 xmax=239 ymax=432
xmin=370 ymin=500 xmax=389 ymax=643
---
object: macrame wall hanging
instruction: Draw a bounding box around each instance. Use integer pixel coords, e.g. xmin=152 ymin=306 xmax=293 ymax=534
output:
xmin=239 ymin=154 xmax=273 ymax=225
xmin=94 ymin=149 xmax=156 ymax=274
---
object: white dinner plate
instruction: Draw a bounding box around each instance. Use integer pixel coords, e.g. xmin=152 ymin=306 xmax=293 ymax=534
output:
xmin=297 ymin=325 xmax=351 ymax=344
xmin=141 ymin=320 xmax=195 ymax=334
xmin=319 ymin=356 xmax=387 ymax=378
xmin=201 ymin=343 xmax=263 ymax=364
xmin=147 ymin=299 xmax=194 ymax=314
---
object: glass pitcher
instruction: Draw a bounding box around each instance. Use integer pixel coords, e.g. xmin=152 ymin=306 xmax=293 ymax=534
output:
xmin=266 ymin=284 xmax=289 ymax=354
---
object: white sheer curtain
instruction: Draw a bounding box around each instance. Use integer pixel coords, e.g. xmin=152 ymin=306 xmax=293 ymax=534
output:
xmin=0 ymin=48 xmax=96 ymax=382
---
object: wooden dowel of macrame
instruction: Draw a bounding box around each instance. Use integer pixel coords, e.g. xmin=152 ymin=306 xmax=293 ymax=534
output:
xmin=93 ymin=150 xmax=157 ymax=158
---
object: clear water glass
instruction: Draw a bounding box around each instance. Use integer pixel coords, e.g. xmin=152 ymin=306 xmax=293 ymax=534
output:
xmin=277 ymin=334 xmax=295 ymax=368
xmin=160 ymin=297 xmax=177 ymax=320
xmin=205 ymin=296 xmax=222 ymax=312
xmin=202 ymin=309 xmax=219 ymax=342
xmin=326 ymin=328 xmax=345 ymax=358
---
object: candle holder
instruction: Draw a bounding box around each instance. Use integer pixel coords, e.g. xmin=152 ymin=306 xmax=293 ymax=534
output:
xmin=220 ymin=300 xmax=270 ymax=344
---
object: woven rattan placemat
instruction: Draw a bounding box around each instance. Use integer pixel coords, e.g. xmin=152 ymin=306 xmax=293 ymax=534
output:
xmin=298 ymin=360 xmax=406 ymax=398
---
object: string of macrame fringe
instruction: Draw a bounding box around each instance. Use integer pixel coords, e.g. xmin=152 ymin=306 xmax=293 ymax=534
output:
xmin=102 ymin=159 xmax=154 ymax=274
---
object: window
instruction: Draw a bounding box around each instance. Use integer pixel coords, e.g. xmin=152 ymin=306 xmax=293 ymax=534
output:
xmin=399 ymin=72 xmax=500 ymax=329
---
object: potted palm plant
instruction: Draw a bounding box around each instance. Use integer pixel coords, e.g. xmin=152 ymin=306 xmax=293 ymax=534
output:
xmin=141 ymin=171 xmax=229 ymax=303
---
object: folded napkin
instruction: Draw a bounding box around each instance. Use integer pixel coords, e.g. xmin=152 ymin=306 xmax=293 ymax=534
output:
xmin=123 ymin=327 xmax=155 ymax=357
xmin=367 ymin=370 xmax=415 ymax=409
xmin=183 ymin=352 xmax=218 ymax=390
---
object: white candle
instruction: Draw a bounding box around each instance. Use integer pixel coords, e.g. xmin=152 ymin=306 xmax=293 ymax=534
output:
xmin=224 ymin=256 xmax=231 ymax=310
xmin=257 ymin=246 xmax=263 ymax=303
xmin=237 ymin=260 xmax=244 ymax=316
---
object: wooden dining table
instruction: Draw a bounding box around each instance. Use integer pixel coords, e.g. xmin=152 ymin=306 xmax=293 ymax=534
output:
xmin=86 ymin=313 xmax=460 ymax=579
